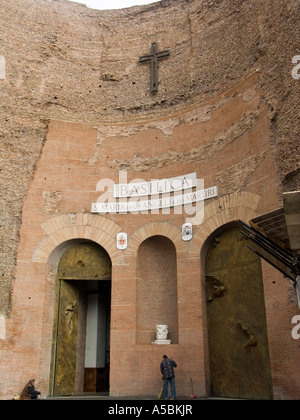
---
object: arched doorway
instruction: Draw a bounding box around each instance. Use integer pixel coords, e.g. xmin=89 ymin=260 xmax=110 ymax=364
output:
xmin=50 ymin=241 xmax=112 ymax=396
xmin=204 ymin=225 xmax=273 ymax=399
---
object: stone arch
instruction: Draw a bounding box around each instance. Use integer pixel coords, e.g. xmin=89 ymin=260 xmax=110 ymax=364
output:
xmin=32 ymin=213 xmax=123 ymax=267
xmin=52 ymin=240 xmax=113 ymax=396
xmin=126 ymin=221 xmax=182 ymax=256
xmin=189 ymin=191 xmax=262 ymax=258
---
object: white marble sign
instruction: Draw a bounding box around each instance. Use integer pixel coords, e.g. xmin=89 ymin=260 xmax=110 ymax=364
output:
xmin=92 ymin=186 xmax=218 ymax=214
xmin=114 ymin=173 xmax=197 ymax=198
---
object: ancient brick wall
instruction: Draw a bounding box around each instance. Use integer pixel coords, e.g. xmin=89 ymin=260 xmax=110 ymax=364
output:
xmin=0 ymin=0 xmax=299 ymax=400
xmin=0 ymin=0 xmax=299 ymax=315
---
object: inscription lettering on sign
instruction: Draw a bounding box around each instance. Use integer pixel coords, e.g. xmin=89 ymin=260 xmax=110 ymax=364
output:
xmin=114 ymin=173 xmax=197 ymax=198
xmin=92 ymin=171 xmax=218 ymax=219
xmin=92 ymin=186 xmax=217 ymax=214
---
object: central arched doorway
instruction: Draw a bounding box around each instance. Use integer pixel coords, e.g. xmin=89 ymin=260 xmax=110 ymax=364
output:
xmin=50 ymin=240 xmax=112 ymax=396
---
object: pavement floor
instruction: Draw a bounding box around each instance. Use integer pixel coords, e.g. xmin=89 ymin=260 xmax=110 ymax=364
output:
xmin=45 ymin=393 xmax=202 ymax=400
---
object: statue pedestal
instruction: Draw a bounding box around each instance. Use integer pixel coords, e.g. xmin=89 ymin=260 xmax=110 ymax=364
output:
xmin=152 ymin=339 xmax=171 ymax=345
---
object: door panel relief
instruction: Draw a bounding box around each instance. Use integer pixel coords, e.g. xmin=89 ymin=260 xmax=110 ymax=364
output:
xmin=205 ymin=227 xmax=273 ymax=400
xmin=54 ymin=280 xmax=79 ymax=396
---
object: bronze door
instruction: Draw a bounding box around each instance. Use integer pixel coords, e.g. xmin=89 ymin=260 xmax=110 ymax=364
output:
xmin=53 ymin=280 xmax=79 ymax=396
xmin=205 ymin=227 xmax=273 ymax=400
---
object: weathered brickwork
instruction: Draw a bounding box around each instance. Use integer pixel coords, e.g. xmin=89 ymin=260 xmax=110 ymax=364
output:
xmin=0 ymin=0 xmax=299 ymax=400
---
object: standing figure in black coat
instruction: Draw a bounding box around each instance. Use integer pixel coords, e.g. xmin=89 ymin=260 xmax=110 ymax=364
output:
xmin=160 ymin=354 xmax=177 ymax=400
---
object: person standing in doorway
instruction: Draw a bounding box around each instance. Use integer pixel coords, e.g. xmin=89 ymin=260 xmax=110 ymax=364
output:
xmin=160 ymin=354 xmax=177 ymax=400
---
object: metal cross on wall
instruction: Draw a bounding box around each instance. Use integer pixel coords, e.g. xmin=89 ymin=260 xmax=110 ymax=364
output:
xmin=139 ymin=42 xmax=170 ymax=93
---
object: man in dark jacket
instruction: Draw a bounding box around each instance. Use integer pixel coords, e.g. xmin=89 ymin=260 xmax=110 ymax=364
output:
xmin=160 ymin=354 xmax=177 ymax=399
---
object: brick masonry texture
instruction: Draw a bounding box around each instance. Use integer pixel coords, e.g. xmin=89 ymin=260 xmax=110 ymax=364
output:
xmin=1 ymin=0 xmax=299 ymax=314
xmin=0 ymin=0 xmax=299 ymax=400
